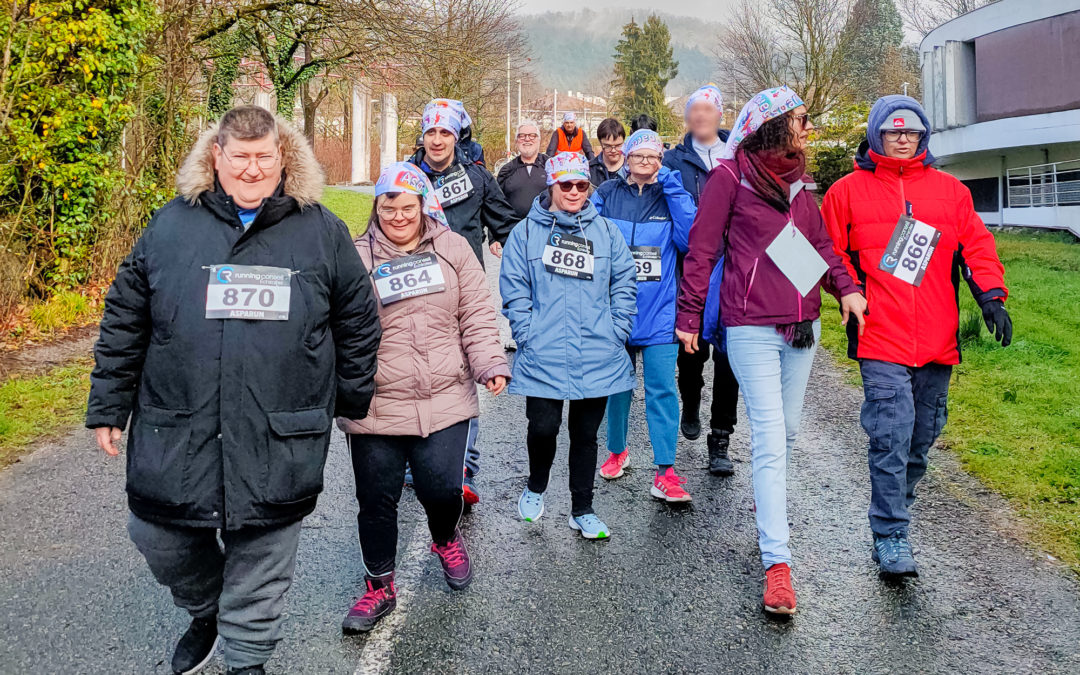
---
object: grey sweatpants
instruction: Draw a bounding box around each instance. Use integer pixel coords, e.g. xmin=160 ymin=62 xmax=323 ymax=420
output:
xmin=128 ymin=514 xmax=303 ymax=669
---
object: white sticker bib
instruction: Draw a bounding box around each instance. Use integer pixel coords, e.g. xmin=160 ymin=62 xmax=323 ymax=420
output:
xmin=372 ymin=252 xmax=446 ymax=305
xmin=878 ymin=216 xmax=941 ymax=286
xmin=433 ymin=166 xmax=474 ymax=207
xmin=205 ymin=265 xmax=292 ymax=320
xmin=542 ymin=231 xmax=594 ymax=280
xmin=764 ymin=221 xmax=829 ymax=297
xmin=631 ymin=246 xmax=662 ymax=282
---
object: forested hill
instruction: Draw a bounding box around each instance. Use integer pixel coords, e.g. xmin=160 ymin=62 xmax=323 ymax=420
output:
xmin=521 ymin=9 xmax=723 ymax=98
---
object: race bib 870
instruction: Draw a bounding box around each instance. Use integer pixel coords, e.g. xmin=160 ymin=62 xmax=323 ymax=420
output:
xmin=879 ymin=216 xmax=941 ymax=287
xmin=205 ymin=265 xmax=292 ymax=320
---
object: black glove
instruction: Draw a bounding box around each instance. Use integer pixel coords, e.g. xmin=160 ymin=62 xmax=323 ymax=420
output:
xmin=980 ymin=300 xmax=1012 ymax=347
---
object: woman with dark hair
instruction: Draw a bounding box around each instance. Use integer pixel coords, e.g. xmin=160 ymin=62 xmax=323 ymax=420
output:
xmin=675 ymin=88 xmax=867 ymax=615
xmin=338 ymin=162 xmax=510 ymax=633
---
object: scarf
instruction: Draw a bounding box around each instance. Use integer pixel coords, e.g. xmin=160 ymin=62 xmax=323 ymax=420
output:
xmin=736 ymin=147 xmax=806 ymax=213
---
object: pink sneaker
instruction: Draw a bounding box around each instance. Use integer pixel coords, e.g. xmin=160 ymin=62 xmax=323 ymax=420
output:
xmin=599 ymin=449 xmax=630 ymax=480
xmin=650 ymin=467 xmax=692 ymax=502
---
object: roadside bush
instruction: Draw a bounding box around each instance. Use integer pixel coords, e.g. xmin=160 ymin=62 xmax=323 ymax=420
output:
xmin=808 ymin=102 xmax=871 ymax=193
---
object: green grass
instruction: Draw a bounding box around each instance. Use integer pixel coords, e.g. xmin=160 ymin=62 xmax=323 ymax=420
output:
xmin=322 ymin=187 xmax=373 ymax=237
xmin=0 ymin=358 xmax=92 ymax=467
xmin=819 ymin=229 xmax=1080 ymax=570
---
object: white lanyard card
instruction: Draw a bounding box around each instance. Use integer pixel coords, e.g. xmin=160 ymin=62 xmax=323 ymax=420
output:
xmin=764 ymin=221 xmax=828 ymax=297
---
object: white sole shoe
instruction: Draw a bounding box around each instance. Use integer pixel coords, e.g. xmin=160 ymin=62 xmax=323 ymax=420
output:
xmin=178 ymin=635 xmax=220 ymax=675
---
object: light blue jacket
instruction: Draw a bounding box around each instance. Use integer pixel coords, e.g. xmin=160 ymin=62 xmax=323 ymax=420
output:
xmin=499 ymin=196 xmax=637 ymax=400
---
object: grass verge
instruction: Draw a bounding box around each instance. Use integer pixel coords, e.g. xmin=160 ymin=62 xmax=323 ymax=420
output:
xmin=819 ymin=229 xmax=1080 ymax=571
xmin=0 ymin=358 xmax=92 ymax=467
xmin=322 ymin=187 xmax=373 ymax=237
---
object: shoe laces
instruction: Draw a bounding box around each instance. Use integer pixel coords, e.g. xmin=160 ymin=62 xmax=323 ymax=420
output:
xmin=522 ymin=490 xmax=542 ymax=508
xmin=656 ymin=470 xmax=686 ymax=488
xmin=765 ymin=565 xmax=794 ymax=594
xmin=433 ymin=538 xmax=467 ymax=566
xmin=353 ymin=584 xmax=389 ymax=612
xmin=877 ymin=533 xmax=912 ymax=562
xmin=576 ymin=513 xmax=604 ymax=530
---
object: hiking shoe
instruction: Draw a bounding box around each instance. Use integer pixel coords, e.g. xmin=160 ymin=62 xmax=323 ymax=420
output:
xmin=518 ymin=487 xmax=545 ymax=522
xmin=431 ymin=528 xmax=473 ymax=590
xmin=650 ymin=467 xmax=692 ymax=503
xmin=707 ymin=429 xmax=735 ymax=476
xmin=404 ymin=462 xmax=413 ymax=488
xmin=680 ymin=410 xmax=702 ymax=440
xmin=225 ymin=668 xmax=265 ymax=675
xmin=763 ymin=563 xmax=797 ymax=615
xmin=463 ymin=474 xmax=480 ymax=506
xmin=872 ymin=532 xmax=919 ymax=577
xmin=171 ymin=615 xmax=218 ymax=674
xmin=342 ymin=575 xmax=397 ymax=634
xmin=599 ymin=449 xmax=630 ymax=480
xmin=568 ymin=513 xmax=611 ymax=540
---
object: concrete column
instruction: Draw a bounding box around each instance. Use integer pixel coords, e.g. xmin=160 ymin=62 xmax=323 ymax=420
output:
xmin=379 ymin=92 xmax=398 ymax=169
xmin=254 ymin=89 xmax=272 ymax=112
xmin=350 ymin=84 xmax=370 ymax=184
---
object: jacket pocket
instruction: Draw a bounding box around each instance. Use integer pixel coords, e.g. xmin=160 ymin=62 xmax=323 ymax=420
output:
xmin=262 ymin=407 xmax=332 ymax=504
xmin=127 ymin=405 xmax=193 ymax=506
xmin=932 ymin=392 xmax=948 ymax=438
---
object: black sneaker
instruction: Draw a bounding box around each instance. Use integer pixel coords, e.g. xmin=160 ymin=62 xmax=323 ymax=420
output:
xmin=680 ymin=410 xmax=702 ymax=441
xmin=707 ymin=430 xmax=735 ymax=476
xmin=226 ymin=667 xmax=266 ymax=675
xmin=172 ymin=615 xmax=219 ymax=674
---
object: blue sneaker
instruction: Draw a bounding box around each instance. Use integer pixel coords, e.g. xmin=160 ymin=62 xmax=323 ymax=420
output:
xmin=568 ymin=513 xmax=610 ymax=540
xmin=872 ymin=532 xmax=919 ymax=577
xmin=518 ymin=488 xmax=544 ymax=522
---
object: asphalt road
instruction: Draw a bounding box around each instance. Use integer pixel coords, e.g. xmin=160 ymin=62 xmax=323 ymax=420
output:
xmin=1 ymin=255 xmax=1079 ymax=674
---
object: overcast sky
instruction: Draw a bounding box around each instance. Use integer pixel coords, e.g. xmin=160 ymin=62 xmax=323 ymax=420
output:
xmin=515 ymin=0 xmax=735 ymax=22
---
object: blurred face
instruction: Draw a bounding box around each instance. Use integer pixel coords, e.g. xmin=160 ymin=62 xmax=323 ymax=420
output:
xmin=516 ymin=125 xmax=540 ymax=160
xmin=376 ymin=193 xmax=424 ymax=249
xmin=788 ymin=106 xmax=814 ymax=152
xmin=562 ymin=120 xmax=576 ymax=133
xmin=550 ymin=179 xmax=590 ymax=213
xmin=626 ymin=150 xmax=662 ymax=184
xmin=423 ymin=127 xmax=457 ymax=170
xmin=599 ymin=135 xmax=624 ymax=168
xmin=686 ymin=101 xmax=721 ymax=144
xmin=881 ymin=129 xmax=922 ymax=159
xmin=212 ymin=134 xmax=282 ymax=209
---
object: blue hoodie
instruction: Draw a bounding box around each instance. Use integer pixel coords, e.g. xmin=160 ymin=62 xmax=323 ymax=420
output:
xmin=591 ymin=166 xmax=697 ymax=347
xmin=856 ymin=95 xmax=935 ymax=171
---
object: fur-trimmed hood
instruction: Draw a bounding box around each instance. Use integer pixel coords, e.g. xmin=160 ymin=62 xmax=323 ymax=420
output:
xmin=175 ymin=114 xmax=324 ymax=208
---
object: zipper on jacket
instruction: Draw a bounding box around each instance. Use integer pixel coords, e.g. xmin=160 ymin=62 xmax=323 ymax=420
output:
xmin=743 ymin=257 xmax=759 ymax=312
xmin=897 ymin=165 xmax=919 ymax=364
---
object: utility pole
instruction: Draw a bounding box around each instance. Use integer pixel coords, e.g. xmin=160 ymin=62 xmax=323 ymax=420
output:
xmin=553 ymin=89 xmax=558 ymax=129
xmin=902 ymin=82 xmax=909 ymax=97
xmin=517 ymin=79 xmax=522 ymax=127
xmin=506 ymin=53 xmax=511 ymax=156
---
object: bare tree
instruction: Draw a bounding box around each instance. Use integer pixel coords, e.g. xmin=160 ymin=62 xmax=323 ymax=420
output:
xmin=897 ymin=0 xmax=1000 ymax=37
xmin=717 ymin=0 xmax=854 ymax=115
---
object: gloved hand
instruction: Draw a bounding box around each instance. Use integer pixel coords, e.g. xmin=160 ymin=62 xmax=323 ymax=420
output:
xmin=980 ymin=300 xmax=1012 ymax=347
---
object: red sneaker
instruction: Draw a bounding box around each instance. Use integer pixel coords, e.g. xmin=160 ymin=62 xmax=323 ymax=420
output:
xmin=462 ymin=479 xmax=480 ymax=506
xmin=600 ymin=449 xmax=631 ymax=480
xmin=763 ymin=563 xmax=796 ymax=614
xmin=341 ymin=575 xmax=396 ymax=634
xmin=650 ymin=467 xmax=692 ymax=502
xmin=431 ymin=528 xmax=473 ymax=590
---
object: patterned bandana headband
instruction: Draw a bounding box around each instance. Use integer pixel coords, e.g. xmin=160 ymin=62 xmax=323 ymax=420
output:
xmin=622 ymin=129 xmax=664 ymax=157
xmin=720 ymin=86 xmax=805 ymax=160
xmin=374 ymin=161 xmax=449 ymax=228
xmin=421 ymin=99 xmax=466 ymax=139
xmin=685 ymin=83 xmax=724 ymax=120
xmin=545 ymin=151 xmax=590 ymax=185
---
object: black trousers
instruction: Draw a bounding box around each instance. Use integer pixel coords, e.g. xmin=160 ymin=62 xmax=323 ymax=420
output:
xmin=347 ymin=420 xmax=469 ymax=577
xmin=525 ymin=396 xmax=607 ymax=517
xmin=677 ymin=342 xmax=739 ymax=433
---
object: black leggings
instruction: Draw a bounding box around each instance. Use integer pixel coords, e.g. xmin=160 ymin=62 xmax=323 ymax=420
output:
xmin=347 ymin=420 xmax=469 ymax=577
xmin=525 ymin=396 xmax=607 ymax=517
xmin=677 ymin=343 xmax=739 ymax=433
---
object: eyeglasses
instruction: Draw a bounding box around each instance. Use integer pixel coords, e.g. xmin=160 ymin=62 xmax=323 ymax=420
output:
xmin=516 ymin=133 xmax=539 ymax=141
xmin=793 ymin=113 xmax=813 ymax=129
xmin=556 ymin=181 xmax=591 ymax=194
xmin=601 ymin=141 xmax=624 ymax=152
xmin=377 ymin=205 xmax=420 ymax=220
xmin=882 ymin=129 xmax=924 ymax=142
xmin=222 ymin=151 xmax=280 ymax=171
xmin=628 ymin=153 xmax=662 ymax=165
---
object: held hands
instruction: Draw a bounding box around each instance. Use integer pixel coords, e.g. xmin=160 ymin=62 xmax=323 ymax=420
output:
xmin=485 ymin=375 xmax=507 ymax=396
xmin=981 ymin=300 xmax=1013 ymax=347
xmin=95 ymin=426 xmax=123 ymax=456
xmin=676 ymin=328 xmax=699 ymax=354
xmin=489 ymin=241 xmax=503 ymax=258
xmin=839 ymin=292 xmax=868 ymax=336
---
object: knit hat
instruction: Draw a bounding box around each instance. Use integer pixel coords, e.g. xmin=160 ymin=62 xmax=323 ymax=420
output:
xmin=879 ymin=108 xmax=926 ymax=132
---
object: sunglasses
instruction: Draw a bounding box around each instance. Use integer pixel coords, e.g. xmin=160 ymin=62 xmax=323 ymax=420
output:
xmin=793 ymin=112 xmax=812 ymax=128
xmin=556 ymin=181 xmax=591 ymax=193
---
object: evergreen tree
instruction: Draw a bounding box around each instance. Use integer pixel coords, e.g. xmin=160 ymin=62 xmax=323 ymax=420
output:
xmin=844 ymin=0 xmax=906 ymax=102
xmin=611 ymin=15 xmax=680 ymax=134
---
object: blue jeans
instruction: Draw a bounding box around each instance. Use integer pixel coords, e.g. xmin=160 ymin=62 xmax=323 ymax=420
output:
xmin=465 ymin=417 xmax=480 ymax=479
xmin=725 ymin=321 xmax=820 ymax=569
xmin=859 ymin=359 xmax=951 ymax=537
xmin=606 ymin=343 xmax=680 ymax=467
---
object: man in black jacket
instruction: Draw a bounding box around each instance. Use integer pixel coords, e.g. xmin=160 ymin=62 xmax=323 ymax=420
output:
xmin=87 ymin=106 xmax=381 ymax=675
xmin=408 ymin=98 xmax=517 ymax=505
xmin=497 ymin=120 xmax=549 ymax=220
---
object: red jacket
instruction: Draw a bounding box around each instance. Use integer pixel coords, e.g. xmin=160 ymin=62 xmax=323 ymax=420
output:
xmin=821 ymin=149 xmax=1007 ymax=367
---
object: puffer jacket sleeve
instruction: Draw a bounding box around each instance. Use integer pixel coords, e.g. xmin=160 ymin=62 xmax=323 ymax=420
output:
xmin=660 ymin=167 xmax=697 ymax=253
xmin=451 ymin=239 xmax=511 ymax=385
xmin=328 ymin=217 xmax=382 ymax=419
xmin=805 ymin=196 xmax=861 ymax=300
xmin=499 ymin=220 xmax=533 ymax=347
xmin=820 ymin=179 xmax=862 ymax=285
xmin=86 ymin=231 xmax=152 ymax=429
xmin=676 ymin=164 xmax=738 ymax=333
xmin=607 ymin=219 xmax=638 ymax=343
xmin=954 ymin=184 xmax=1008 ymax=304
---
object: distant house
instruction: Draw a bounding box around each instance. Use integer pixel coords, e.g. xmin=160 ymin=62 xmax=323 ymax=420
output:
xmin=920 ymin=0 xmax=1080 ymax=236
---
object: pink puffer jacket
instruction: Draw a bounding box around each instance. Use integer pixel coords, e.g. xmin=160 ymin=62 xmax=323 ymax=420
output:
xmin=338 ymin=218 xmax=510 ymax=437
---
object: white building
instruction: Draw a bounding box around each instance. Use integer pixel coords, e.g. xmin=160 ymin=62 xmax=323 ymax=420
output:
xmin=920 ymin=0 xmax=1080 ymax=236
